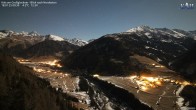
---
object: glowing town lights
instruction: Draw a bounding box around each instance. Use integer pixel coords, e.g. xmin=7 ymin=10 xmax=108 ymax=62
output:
xmin=33 ymin=67 xmax=45 ymax=73
xmin=151 ymin=63 xmax=164 ymax=68
xmin=140 ymin=86 xmax=148 ymax=91
xmin=171 ymin=80 xmax=175 ymax=83
xmin=93 ymin=74 xmax=100 ymax=77
xmin=64 ymin=74 xmax=69 ymax=76
xmin=146 ymin=77 xmax=157 ymax=82
xmin=136 ymin=80 xmax=146 ymax=86
xmin=182 ymin=81 xmax=190 ymax=86
xmin=40 ymin=60 xmax=62 ymax=68
xmin=155 ymin=81 xmax=162 ymax=86
xmin=128 ymin=75 xmax=196 ymax=91
xmin=155 ymin=65 xmax=164 ymax=68
xmin=141 ymin=76 xmax=159 ymax=83
xmin=57 ymin=64 xmax=62 ymax=68
xmin=129 ymin=75 xmax=164 ymax=91
xmin=17 ymin=59 xmax=29 ymax=63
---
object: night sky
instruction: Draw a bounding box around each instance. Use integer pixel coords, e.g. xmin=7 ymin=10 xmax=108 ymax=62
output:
xmin=0 ymin=0 xmax=196 ymax=40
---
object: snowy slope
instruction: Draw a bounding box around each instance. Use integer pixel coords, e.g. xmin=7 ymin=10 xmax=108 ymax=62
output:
xmin=126 ymin=26 xmax=195 ymax=40
xmin=46 ymin=34 xmax=65 ymax=41
xmin=64 ymin=38 xmax=88 ymax=46
xmin=0 ymin=32 xmax=8 ymax=39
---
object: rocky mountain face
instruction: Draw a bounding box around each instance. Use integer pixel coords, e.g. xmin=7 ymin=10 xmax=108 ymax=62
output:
xmin=0 ymin=52 xmax=78 ymax=110
xmin=64 ymin=26 xmax=196 ymax=75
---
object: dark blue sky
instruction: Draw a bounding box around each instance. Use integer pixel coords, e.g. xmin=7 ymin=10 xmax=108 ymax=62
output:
xmin=0 ymin=0 xmax=196 ymax=40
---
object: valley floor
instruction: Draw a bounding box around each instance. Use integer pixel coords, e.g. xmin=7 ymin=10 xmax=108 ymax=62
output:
xmin=16 ymin=58 xmax=90 ymax=110
xmin=15 ymin=56 xmax=195 ymax=110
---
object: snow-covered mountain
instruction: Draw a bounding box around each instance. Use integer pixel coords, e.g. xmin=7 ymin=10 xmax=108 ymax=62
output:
xmin=126 ymin=26 xmax=196 ymax=40
xmin=64 ymin=26 xmax=196 ymax=75
xmin=0 ymin=30 xmax=87 ymax=58
xmin=64 ymin=38 xmax=88 ymax=46
xmin=45 ymin=34 xmax=65 ymax=41
xmin=0 ymin=30 xmax=88 ymax=46
xmin=0 ymin=30 xmax=14 ymax=39
xmin=0 ymin=32 xmax=8 ymax=39
xmin=28 ymin=31 xmax=40 ymax=36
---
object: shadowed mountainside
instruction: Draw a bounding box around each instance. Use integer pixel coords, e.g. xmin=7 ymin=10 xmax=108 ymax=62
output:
xmin=23 ymin=40 xmax=79 ymax=59
xmin=171 ymin=43 xmax=196 ymax=81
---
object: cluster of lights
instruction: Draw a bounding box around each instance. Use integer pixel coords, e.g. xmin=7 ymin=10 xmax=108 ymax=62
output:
xmin=93 ymin=74 xmax=100 ymax=77
xmin=33 ymin=67 xmax=46 ymax=73
xmin=151 ymin=63 xmax=164 ymax=68
xmin=130 ymin=76 xmax=162 ymax=91
xmin=17 ymin=59 xmax=62 ymax=68
xmin=129 ymin=75 xmax=194 ymax=91
xmin=33 ymin=67 xmax=69 ymax=77
xmin=17 ymin=59 xmax=30 ymax=63
xmin=40 ymin=60 xmax=62 ymax=68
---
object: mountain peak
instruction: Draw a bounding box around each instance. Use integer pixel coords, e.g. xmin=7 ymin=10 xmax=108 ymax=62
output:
xmin=28 ymin=31 xmax=40 ymax=36
xmin=125 ymin=26 xmax=195 ymax=39
xmin=64 ymin=38 xmax=88 ymax=46
xmin=46 ymin=34 xmax=65 ymax=41
xmin=126 ymin=25 xmax=154 ymax=33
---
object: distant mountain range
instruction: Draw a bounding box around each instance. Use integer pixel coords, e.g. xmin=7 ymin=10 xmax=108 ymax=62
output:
xmin=1 ymin=26 xmax=196 ymax=76
xmin=0 ymin=30 xmax=88 ymax=59
xmin=1 ymin=26 xmax=196 ymax=110
xmin=0 ymin=30 xmax=88 ymax=46
xmin=64 ymin=26 xmax=196 ymax=75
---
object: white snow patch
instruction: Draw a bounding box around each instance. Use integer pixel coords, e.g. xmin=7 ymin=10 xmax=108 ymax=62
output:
xmin=65 ymin=38 xmax=88 ymax=46
xmin=86 ymin=99 xmax=91 ymax=105
xmin=144 ymin=46 xmax=158 ymax=51
xmin=105 ymin=102 xmax=114 ymax=110
xmin=161 ymin=39 xmax=172 ymax=43
xmin=48 ymin=35 xmax=64 ymax=41
xmin=176 ymin=85 xmax=190 ymax=110
xmin=172 ymin=30 xmax=186 ymax=38
xmin=145 ymin=32 xmax=152 ymax=38
xmin=145 ymin=46 xmax=150 ymax=49
xmin=75 ymin=77 xmax=80 ymax=90
xmin=139 ymin=100 xmax=152 ymax=108
xmin=0 ymin=32 xmax=8 ymax=39
xmin=193 ymin=36 xmax=196 ymax=40
xmin=156 ymin=58 xmax=162 ymax=62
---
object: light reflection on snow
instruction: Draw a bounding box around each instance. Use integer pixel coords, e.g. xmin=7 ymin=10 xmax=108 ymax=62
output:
xmin=128 ymin=75 xmax=194 ymax=91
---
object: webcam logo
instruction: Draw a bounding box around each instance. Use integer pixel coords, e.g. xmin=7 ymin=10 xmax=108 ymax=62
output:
xmin=180 ymin=3 xmax=194 ymax=10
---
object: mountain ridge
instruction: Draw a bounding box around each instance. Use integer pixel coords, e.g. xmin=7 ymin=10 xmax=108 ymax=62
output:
xmin=64 ymin=26 xmax=196 ymax=75
xmin=0 ymin=30 xmax=88 ymax=46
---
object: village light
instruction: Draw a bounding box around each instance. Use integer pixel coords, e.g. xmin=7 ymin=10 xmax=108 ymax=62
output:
xmin=93 ymin=74 xmax=99 ymax=77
